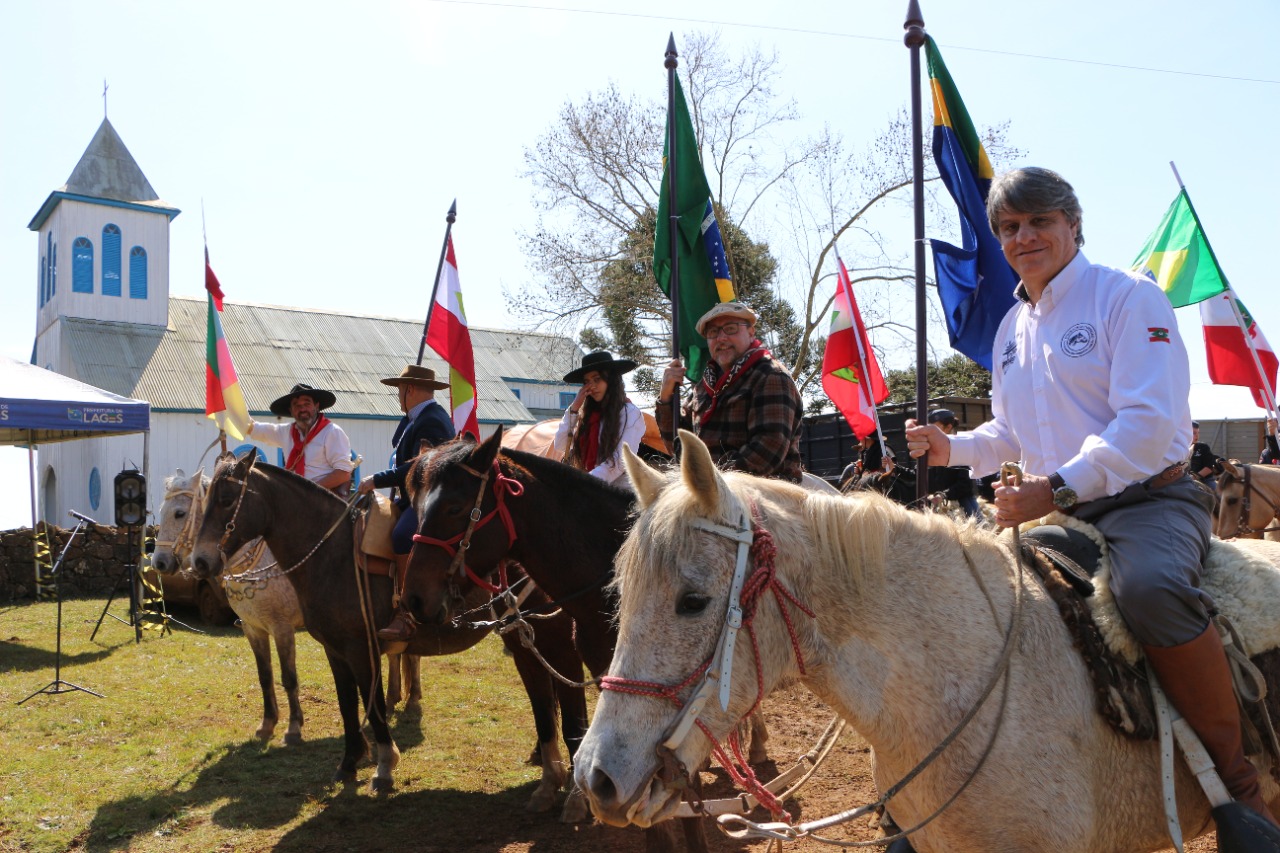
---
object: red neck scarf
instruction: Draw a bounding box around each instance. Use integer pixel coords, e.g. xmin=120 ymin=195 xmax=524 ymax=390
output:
xmin=698 ymin=340 xmax=769 ymax=426
xmin=578 ymin=410 xmax=602 ymax=471
xmin=286 ymin=414 xmax=331 ymax=476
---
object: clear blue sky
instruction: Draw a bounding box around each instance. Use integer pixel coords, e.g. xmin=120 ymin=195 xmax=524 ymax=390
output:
xmin=2 ymin=0 xmax=1277 ymax=527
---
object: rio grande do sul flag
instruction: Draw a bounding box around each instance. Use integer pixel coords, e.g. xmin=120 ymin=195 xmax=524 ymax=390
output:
xmin=822 ymin=251 xmax=889 ymax=440
xmin=1201 ymin=289 xmax=1278 ymax=409
xmin=425 ymin=235 xmax=480 ymax=439
xmin=204 ymin=250 xmax=251 ymax=439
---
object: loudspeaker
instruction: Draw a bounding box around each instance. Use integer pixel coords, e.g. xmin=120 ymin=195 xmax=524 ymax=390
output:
xmin=114 ymin=470 xmax=146 ymax=527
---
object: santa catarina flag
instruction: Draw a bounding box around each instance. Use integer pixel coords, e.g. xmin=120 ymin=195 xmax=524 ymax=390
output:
xmin=823 ymin=251 xmax=889 ymax=440
xmin=1201 ymin=288 xmax=1278 ymax=408
xmin=204 ymin=250 xmax=251 ymax=439
xmin=925 ymin=36 xmax=1017 ymax=371
xmin=425 ymin=234 xmax=480 ymax=439
xmin=1131 ymin=188 xmax=1229 ymax=308
xmin=654 ymin=73 xmax=736 ymax=378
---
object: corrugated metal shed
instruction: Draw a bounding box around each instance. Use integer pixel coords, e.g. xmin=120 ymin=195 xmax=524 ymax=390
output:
xmin=60 ymin=296 xmax=584 ymax=425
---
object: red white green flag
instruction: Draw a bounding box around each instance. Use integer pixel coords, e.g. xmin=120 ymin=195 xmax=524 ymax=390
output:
xmin=822 ymin=250 xmax=889 ymax=440
xmin=1200 ymin=288 xmax=1278 ymax=409
xmin=204 ymin=249 xmax=251 ymax=439
xmin=425 ymin=235 xmax=480 ymax=438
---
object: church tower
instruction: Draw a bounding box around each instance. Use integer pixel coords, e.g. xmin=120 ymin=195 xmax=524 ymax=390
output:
xmin=28 ymin=118 xmax=180 ymax=375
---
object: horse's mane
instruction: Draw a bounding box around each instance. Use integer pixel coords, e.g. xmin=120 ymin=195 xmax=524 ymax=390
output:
xmin=214 ymin=457 xmax=346 ymax=506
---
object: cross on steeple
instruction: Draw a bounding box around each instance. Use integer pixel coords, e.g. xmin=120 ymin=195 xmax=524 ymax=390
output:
xmin=102 ymin=79 xmax=108 ymax=118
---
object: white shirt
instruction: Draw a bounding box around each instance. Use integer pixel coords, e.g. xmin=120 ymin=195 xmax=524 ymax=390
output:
xmin=948 ymin=251 xmax=1192 ymax=503
xmin=553 ymin=400 xmax=646 ymax=484
xmin=250 ymin=419 xmax=355 ymax=483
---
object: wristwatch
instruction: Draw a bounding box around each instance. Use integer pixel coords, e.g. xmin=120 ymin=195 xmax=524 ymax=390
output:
xmin=1047 ymin=472 xmax=1078 ymax=510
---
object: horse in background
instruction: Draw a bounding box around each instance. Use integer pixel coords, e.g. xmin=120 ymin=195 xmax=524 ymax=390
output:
xmin=190 ymin=454 xmax=587 ymax=810
xmin=1216 ymin=460 xmax=1280 ymax=541
xmin=575 ymin=432 xmax=1280 ymax=850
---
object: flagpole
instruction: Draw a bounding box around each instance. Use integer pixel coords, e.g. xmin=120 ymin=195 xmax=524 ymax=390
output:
xmin=202 ymin=202 xmax=228 ymax=455
xmin=664 ymin=34 xmax=682 ymax=441
xmin=418 ymin=200 xmax=457 ymax=366
xmin=905 ymin=1 xmax=929 ymax=502
xmin=1169 ymin=163 xmax=1279 ymax=419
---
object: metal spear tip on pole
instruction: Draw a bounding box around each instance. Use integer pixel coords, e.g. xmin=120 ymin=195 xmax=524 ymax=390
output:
xmin=446 ymin=199 xmax=457 ymax=224
xmin=904 ymin=0 xmax=926 ymax=46
xmin=666 ymin=33 xmax=678 ymax=68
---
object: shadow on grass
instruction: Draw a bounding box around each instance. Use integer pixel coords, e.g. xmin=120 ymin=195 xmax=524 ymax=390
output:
xmin=76 ymin=707 xmax=430 ymax=852
xmin=0 ymin=637 xmax=120 ymax=674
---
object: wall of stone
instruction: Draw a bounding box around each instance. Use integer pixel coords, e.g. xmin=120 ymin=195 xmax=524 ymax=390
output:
xmin=0 ymin=525 xmax=151 ymax=600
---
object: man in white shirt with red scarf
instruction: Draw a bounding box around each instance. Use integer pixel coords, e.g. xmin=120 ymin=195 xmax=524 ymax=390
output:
xmin=907 ymin=167 xmax=1279 ymax=830
xmin=249 ymin=382 xmax=354 ymax=496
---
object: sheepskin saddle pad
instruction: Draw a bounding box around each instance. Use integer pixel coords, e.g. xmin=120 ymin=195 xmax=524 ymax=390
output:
xmin=1018 ymin=513 xmax=1280 ymax=749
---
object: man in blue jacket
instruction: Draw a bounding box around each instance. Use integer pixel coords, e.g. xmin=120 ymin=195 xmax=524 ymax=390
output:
xmin=358 ymin=364 xmax=454 ymax=641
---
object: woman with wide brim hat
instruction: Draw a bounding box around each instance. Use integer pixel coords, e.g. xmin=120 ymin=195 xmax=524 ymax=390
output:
xmin=553 ymin=351 xmax=645 ymax=484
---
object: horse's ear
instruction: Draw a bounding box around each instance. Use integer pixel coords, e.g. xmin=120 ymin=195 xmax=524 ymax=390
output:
xmin=471 ymin=428 xmax=503 ymax=469
xmin=624 ymin=444 xmax=665 ymax=510
xmin=1223 ymin=458 xmax=1242 ymax=478
xmin=175 ymin=468 xmax=186 ymax=480
xmin=233 ymin=450 xmax=256 ymax=478
xmin=677 ymin=429 xmax=723 ymax=514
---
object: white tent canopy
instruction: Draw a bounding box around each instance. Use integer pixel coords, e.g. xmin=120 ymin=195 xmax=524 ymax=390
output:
xmin=0 ymin=355 xmax=149 ymax=446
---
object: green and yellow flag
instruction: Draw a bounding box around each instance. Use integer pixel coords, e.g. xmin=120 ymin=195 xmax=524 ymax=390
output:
xmin=654 ymin=75 xmax=735 ymax=377
xmin=1131 ymin=188 xmax=1228 ymax=307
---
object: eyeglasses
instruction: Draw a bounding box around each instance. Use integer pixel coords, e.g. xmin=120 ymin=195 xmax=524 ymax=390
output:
xmin=704 ymin=322 xmax=745 ymax=339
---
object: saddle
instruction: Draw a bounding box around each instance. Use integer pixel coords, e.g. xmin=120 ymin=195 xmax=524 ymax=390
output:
xmin=1019 ymin=514 xmax=1280 ymax=773
xmin=353 ymin=492 xmax=401 ymax=577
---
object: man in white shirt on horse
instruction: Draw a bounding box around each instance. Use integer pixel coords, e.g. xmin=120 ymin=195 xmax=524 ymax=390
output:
xmin=907 ymin=166 xmax=1278 ymax=827
xmin=249 ymin=382 xmax=355 ymax=497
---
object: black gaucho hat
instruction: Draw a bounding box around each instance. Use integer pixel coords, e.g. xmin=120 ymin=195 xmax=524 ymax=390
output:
xmin=270 ymin=383 xmax=337 ymax=417
xmin=563 ymin=351 xmax=638 ymax=385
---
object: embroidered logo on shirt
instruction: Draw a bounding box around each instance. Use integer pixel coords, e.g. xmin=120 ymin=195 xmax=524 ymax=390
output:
xmin=1148 ymin=327 xmax=1171 ymax=344
xmin=1000 ymin=339 xmax=1017 ymax=372
xmin=1061 ymin=323 xmax=1097 ymax=357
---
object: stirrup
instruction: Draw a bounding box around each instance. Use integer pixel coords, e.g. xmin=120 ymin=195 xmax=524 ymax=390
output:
xmin=377 ymin=609 xmax=419 ymax=642
xmin=1212 ymin=801 xmax=1280 ymax=853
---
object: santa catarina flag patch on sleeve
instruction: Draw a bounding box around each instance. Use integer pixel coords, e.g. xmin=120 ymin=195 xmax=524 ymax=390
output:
xmin=1148 ymin=327 xmax=1171 ymax=343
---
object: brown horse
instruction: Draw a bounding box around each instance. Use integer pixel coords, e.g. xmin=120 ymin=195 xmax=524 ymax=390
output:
xmin=190 ymin=453 xmax=588 ymax=810
xmin=1216 ymin=460 xmax=1280 ymax=540
xmin=398 ymin=428 xmax=770 ymax=851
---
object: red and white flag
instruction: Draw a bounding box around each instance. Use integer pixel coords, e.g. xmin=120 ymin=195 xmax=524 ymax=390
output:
xmin=1201 ymin=288 xmax=1278 ymax=409
xmin=822 ymin=251 xmax=889 ymax=439
xmin=425 ymin=234 xmax=480 ymax=438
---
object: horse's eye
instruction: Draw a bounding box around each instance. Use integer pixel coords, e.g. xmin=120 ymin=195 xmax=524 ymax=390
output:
xmin=174 ymin=509 xmax=186 ymax=520
xmin=677 ymin=593 xmax=711 ymax=616
xmin=446 ymin=503 xmax=466 ymax=518
xmin=1226 ymin=497 xmax=1238 ymax=506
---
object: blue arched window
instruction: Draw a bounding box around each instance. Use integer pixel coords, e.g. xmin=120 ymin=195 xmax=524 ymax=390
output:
xmin=47 ymin=232 xmax=56 ymax=299
xmin=39 ymin=255 xmax=46 ymax=307
xmin=72 ymin=237 xmax=94 ymax=294
xmin=232 ymin=444 xmax=267 ymax=463
xmin=89 ymin=467 xmax=102 ymax=511
xmin=129 ymin=246 xmax=147 ymax=299
xmin=102 ymin=224 xmax=122 ymax=296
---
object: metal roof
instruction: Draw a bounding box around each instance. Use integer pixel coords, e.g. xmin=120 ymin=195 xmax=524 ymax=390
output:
xmin=60 ymin=297 xmax=584 ymax=424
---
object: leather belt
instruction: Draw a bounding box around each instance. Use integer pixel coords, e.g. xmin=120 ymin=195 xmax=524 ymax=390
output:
xmin=1146 ymin=461 xmax=1189 ymax=491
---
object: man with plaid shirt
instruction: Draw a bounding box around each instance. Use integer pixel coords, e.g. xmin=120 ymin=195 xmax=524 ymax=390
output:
xmin=657 ymin=302 xmax=804 ymax=483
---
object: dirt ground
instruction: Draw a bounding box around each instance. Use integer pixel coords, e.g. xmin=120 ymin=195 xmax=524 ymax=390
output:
xmin=480 ymin=684 xmax=1216 ymax=853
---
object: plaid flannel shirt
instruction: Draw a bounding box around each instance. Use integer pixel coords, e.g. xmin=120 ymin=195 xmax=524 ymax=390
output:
xmin=657 ymin=354 xmax=804 ymax=483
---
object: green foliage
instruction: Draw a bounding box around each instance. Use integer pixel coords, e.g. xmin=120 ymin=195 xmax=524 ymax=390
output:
xmin=883 ymin=354 xmax=993 ymax=404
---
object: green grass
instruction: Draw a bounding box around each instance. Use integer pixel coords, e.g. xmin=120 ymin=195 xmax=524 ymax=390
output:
xmin=0 ymin=597 xmax=560 ymax=852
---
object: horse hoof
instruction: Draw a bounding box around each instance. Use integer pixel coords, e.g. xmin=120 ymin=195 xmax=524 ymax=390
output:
xmin=255 ymin=730 xmax=273 ymax=743
xmin=526 ymin=787 xmax=559 ymax=814
xmin=560 ymin=788 xmax=590 ymax=824
xmin=283 ymin=732 xmax=304 ymax=746
xmin=333 ymin=769 xmax=357 ymax=786
xmin=371 ymin=776 xmax=394 ymax=795
xmin=403 ymin=699 xmax=422 ymax=715
xmin=748 ymin=748 xmax=769 ymax=764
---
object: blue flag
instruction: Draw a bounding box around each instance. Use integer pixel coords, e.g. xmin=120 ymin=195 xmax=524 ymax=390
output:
xmin=925 ymin=36 xmax=1017 ymax=370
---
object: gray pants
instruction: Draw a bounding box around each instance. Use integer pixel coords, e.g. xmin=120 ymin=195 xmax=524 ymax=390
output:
xmin=1074 ymin=475 xmax=1216 ymax=648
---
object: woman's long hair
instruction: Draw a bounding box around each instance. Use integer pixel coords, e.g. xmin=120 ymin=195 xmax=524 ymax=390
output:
xmin=567 ymin=368 xmax=627 ymax=470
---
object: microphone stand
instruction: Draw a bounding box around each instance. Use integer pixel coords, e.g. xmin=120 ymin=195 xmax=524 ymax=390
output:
xmin=18 ymin=516 xmax=105 ymax=703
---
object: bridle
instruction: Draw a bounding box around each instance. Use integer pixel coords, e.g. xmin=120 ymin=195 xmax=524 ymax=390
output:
xmin=1223 ymin=463 xmax=1280 ymax=538
xmin=599 ymin=494 xmax=815 ymax=820
xmin=154 ymin=476 xmax=206 ymax=561
xmin=411 ymin=457 xmax=524 ymax=594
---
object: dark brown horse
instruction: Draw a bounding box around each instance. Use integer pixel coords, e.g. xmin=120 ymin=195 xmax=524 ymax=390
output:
xmin=190 ymin=452 xmax=587 ymax=810
xmin=399 ymin=429 xmax=739 ymax=851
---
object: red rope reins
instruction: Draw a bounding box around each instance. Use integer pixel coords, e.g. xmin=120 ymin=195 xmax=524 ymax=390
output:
xmin=411 ymin=459 xmax=524 ymax=593
xmin=599 ymin=512 xmax=814 ymax=821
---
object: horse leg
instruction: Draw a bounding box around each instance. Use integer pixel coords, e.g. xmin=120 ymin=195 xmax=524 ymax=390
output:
xmin=243 ymin=622 xmax=279 ymax=742
xmin=501 ymin=632 xmax=566 ymax=814
xmin=403 ymin=653 xmax=422 ymax=713
xmin=386 ymin=652 xmax=403 ymax=710
xmin=354 ymin=649 xmax=398 ymax=795
xmin=325 ymin=648 xmax=370 ymax=786
xmin=746 ymin=708 xmax=770 ymax=764
xmin=535 ymin=617 xmax=591 ymax=824
xmin=273 ymin=626 xmax=304 ymax=746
